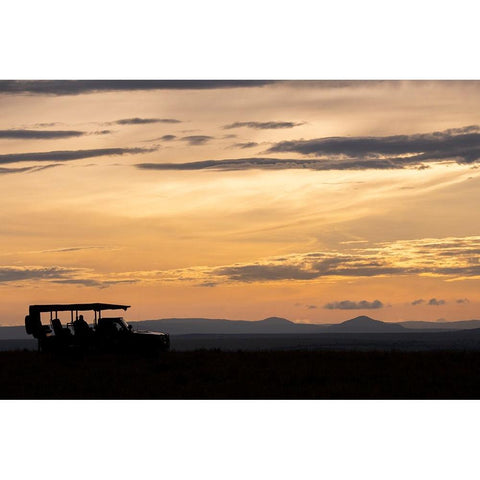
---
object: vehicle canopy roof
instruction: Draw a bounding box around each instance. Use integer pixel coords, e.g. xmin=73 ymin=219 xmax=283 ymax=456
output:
xmin=29 ymin=303 xmax=130 ymax=314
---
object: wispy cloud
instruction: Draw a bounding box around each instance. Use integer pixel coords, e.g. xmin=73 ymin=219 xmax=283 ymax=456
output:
xmin=134 ymin=156 xmax=418 ymax=172
xmin=0 ymin=129 xmax=87 ymax=139
xmin=114 ymin=118 xmax=181 ymax=125
xmin=38 ymin=246 xmax=112 ymax=254
xmin=0 ymin=164 xmax=62 ymax=175
xmin=0 ymin=147 xmax=156 ymax=165
xmin=267 ymin=126 xmax=480 ymax=164
xmin=0 ymin=80 xmax=277 ymax=96
xmin=180 ymin=135 xmax=213 ymax=146
xmin=135 ymin=125 xmax=480 ymax=172
xmin=224 ymin=121 xmax=304 ymax=130
xmin=149 ymin=236 xmax=480 ymax=285
xmin=232 ymin=142 xmax=259 ymax=149
xmin=0 ymin=265 xmax=137 ymax=289
xmin=5 ymin=236 xmax=480 ymax=289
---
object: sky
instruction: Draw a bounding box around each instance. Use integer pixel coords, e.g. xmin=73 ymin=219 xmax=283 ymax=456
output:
xmin=1 ymin=80 xmax=480 ymax=325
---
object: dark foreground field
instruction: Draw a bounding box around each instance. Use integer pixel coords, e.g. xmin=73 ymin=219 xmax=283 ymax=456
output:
xmin=2 ymin=349 xmax=480 ymax=399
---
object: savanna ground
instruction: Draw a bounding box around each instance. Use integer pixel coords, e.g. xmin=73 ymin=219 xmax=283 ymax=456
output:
xmin=1 ymin=349 xmax=480 ymax=399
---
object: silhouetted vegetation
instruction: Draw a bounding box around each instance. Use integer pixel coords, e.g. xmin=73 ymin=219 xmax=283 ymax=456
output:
xmin=1 ymin=349 xmax=480 ymax=398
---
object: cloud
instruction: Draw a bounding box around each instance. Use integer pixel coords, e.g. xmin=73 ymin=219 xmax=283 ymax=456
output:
xmin=38 ymin=246 xmax=110 ymax=253
xmin=428 ymin=298 xmax=446 ymax=306
xmin=160 ymin=135 xmax=176 ymax=141
xmin=456 ymin=298 xmax=470 ymax=304
xmin=224 ymin=121 xmax=304 ymax=130
xmin=114 ymin=118 xmax=181 ymax=125
xmin=136 ymin=157 xmax=407 ymax=172
xmin=0 ymin=266 xmax=84 ymax=283
xmin=180 ymin=136 xmax=213 ymax=146
xmin=133 ymin=154 xmax=453 ymax=172
xmin=197 ymin=281 xmax=218 ymax=288
xmin=0 ymin=129 xmax=88 ymax=139
xmin=306 ymin=305 xmax=317 ymax=309
xmin=0 ymin=164 xmax=62 ymax=175
xmin=411 ymin=299 xmax=425 ymax=305
xmin=0 ymin=80 xmax=276 ymax=96
xmin=267 ymin=126 xmax=480 ymax=165
xmin=0 ymin=166 xmax=38 ymax=175
xmin=7 ymin=235 xmax=480 ymax=289
xmin=148 ymin=235 xmax=480 ymax=285
xmin=0 ymin=147 xmax=156 ymax=165
xmin=214 ymin=263 xmax=323 ymax=281
xmin=0 ymin=265 xmax=138 ymax=289
xmin=324 ymin=300 xmax=384 ymax=310
xmin=232 ymin=142 xmax=259 ymax=149
xmin=51 ymin=279 xmax=137 ymax=289
xmin=90 ymin=130 xmax=112 ymax=135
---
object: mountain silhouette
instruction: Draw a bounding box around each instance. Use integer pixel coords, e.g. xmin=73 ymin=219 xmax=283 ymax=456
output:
xmin=3 ymin=314 xmax=480 ymax=340
xmin=131 ymin=317 xmax=326 ymax=334
xmin=329 ymin=315 xmax=406 ymax=333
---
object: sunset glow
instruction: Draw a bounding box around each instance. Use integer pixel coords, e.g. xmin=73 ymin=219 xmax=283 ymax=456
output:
xmin=2 ymin=80 xmax=480 ymax=324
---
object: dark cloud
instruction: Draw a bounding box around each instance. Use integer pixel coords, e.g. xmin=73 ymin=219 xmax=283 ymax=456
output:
xmin=0 ymin=164 xmax=62 ymax=175
xmin=0 ymin=147 xmax=156 ymax=165
xmin=306 ymin=305 xmax=317 ymax=309
xmin=411 ymin=299 xmax=425 ymax=306
xmin=0 ymin=129 xmax=86 ymax=139
xmin=34 ymin=122 xmax=61 ymax=127
xmin=135 ymin=125 xmax=480 ymax=172
xmin=0 ymin=166 xmax=37 ymax=175
xmin=324 ymin=300 xmax=384 ymax=310
xmin=215 ymin=264 xmax=321 ymax=282
xmin=232 ymin=142 xmax=259 ymax=149
xmin=0 ymin=266 xmax=80 ymax=283
xmin=428 ymin=298 xmax=446 ymax=306
xmin=114 ymin=118 xmax=181 ymax=125
xmin=456 ymin=298 xmax=470 ymax=304
xmin=180 ymin=136 xmax=213 ymax=146
xmin=224 ymin=121 xmax=304 ymax=130
xmin=0 ymin=80 xmax=276 ymax=96
xmin=51 ymin=278 xmax=137 ymax=288
xmin=160 ymin=135 xmax=176 ymax=141
xmin=39 ymin=246 xmax=108 ymax=253
xmin=267 ymin=126 xmax=480 ymax=165
xmin=0 ymin=265 xmax=136 ymax=288
xmin=135 ymin=157 xmax=414 ymax=172
xmin=197 ymin=282 xmax=218 ymax=288
xmin=90 ymin=130 xmax=112 ymax=135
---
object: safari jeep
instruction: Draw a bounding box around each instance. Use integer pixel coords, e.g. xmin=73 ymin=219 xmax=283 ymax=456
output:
xmin=25 ymin=302 xmax=170 ymax=353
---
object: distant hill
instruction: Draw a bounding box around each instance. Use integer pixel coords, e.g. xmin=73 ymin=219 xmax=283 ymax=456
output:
xmin=0 ymin=326 xmax=29 ymax=340
xmin=134 ymin=315 xmax=407 ymax=335
xmin=130 ymin=317 xmax=329 ymax=335
xmin=329 ymin=316 xmax=406 ymax=333
xmin=399 ymin=320 xmax=480 ymax=330
xmin=3 ymin=315 xmax=480 ymax=340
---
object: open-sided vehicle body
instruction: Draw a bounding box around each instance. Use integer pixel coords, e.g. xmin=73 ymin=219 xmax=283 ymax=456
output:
xmin=25 ymin=303 xmax=170 ymax=353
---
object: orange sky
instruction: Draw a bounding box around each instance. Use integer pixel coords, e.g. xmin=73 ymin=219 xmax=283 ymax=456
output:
xmin=1 ymin=80 xmax=480 ymax=325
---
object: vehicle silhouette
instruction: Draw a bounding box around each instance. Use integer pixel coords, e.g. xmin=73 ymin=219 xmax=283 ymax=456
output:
xmin=25 ymin=303 xmax=170 ymax=353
